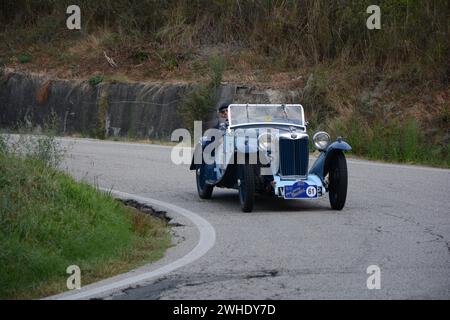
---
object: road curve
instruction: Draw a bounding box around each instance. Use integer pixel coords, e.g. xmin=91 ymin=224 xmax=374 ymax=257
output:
xmin=61 ymin=137 xmax=450 ymax=299
xmin=47 ymin=189 xmax=216 ymax=300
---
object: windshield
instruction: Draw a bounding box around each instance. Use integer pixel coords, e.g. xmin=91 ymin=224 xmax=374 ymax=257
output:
xmin=229 ymin=104 xmax=304 ymax=127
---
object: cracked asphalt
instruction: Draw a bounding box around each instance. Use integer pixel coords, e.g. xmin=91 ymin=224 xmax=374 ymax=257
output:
xmin=61 ymin=138 xmax=450 ymax=299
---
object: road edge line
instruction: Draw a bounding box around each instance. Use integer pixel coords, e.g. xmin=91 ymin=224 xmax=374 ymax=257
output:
xmin=46 ymin=188 xmax=216 ymax=300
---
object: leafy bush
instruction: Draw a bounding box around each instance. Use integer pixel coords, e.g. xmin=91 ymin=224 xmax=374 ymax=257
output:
xmin=18 ymin=54 xmax=32 ymax=63
xmin=180 ymin=55 xmax=226 ymax=133
xmin=89 ymin=75 xmax=104 ymax=87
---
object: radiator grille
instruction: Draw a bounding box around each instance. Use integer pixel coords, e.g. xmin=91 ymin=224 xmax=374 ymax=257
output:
xmin=279 ymin=138 xmax=309 ymax=177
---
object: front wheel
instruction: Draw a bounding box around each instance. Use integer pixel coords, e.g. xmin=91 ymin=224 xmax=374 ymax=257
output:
xmin=238 ymin=164 xmax=255 ymax=212
xmin=328 ymin=152 xmax=348 ymax=211
xmin=196 ymin=165 xmax=214 ymax=199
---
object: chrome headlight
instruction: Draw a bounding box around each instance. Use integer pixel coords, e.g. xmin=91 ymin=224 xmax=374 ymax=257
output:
xmin=313 ymin=131 xmax=331 ymax=151
xmin=258 ymin=133 xmax=277 ymax=152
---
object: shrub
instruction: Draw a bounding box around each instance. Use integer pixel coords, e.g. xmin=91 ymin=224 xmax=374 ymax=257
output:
xmin=18 ymin=54 xmax=32 ymax=63
xmin=89 ymin=75 xmax=104 ymax=87
xmin=180 ymin=55 xmax=226 ymax=133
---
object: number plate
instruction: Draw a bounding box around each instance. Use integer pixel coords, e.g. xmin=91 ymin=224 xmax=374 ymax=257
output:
xmin=284 ymin=182 xmax=318 ymax=199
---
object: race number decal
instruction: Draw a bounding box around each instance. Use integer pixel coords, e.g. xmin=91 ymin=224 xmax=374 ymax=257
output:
xmin=285 ymin=182 xmax=318 ymax=199
xmin=306 ymin=186 xmax=317 ymax=198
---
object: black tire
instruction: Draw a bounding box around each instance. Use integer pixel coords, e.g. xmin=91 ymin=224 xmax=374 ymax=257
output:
xmin=238 ymin=164 xmax=255 ymax=212
xmin=328 ymin=152 xmax=348 ymax=211
xmin=196 ymin=166 xmax=214 ymax=199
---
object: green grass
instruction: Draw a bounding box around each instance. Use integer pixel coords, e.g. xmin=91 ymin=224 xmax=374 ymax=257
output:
xmin=0 ymin=144 xmax=171 ymax=299
xmin=326 ymin=116 xmax=450 ymax=168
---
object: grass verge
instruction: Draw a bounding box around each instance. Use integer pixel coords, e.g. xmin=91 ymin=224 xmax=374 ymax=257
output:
xmin=0 ymin=135 xmax=171 ymax=299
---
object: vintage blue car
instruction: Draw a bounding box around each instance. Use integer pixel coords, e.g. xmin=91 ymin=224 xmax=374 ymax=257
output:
xmin=190 ymin=104 xmax=351 ymax=212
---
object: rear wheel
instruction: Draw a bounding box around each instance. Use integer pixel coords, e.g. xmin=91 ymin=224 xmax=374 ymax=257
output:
xmin=328 ymin=152 xmax=348 ymax=210
xmin=238 ymin=164 xmax=255 ymax=212
xmin=196 ymin=165 xmax=214 ymax=199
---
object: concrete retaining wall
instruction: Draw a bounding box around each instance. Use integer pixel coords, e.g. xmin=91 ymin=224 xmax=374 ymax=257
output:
xmin=0 ymin=70 xmax=302 ymax=140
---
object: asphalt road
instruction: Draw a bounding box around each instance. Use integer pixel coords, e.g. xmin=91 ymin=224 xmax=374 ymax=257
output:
xmin=61 ymin=138 xmax=450 ymax=299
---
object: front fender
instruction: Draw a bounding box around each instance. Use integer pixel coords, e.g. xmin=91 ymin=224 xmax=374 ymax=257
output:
xmin=309 ymin=140 xmax=352 ymax=180
xmin=189 ymin=137 xmax=211 ymax=170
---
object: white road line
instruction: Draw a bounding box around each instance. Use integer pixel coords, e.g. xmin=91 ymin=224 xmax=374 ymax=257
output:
xmin=346 ymin=159 xmax=450 ymax=173
xmin=48 ymin=188 xmax=216 ymax=300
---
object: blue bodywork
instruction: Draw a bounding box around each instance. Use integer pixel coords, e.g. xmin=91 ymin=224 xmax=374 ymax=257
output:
xmin=191 ymin=130 xmax=351 ymax=200
xmin=191 ymin=137 xmax=217 ymax=184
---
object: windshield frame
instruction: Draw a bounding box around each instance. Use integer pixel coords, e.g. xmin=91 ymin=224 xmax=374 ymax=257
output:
xmin=228 ymin=104 xmax=306 ymax=129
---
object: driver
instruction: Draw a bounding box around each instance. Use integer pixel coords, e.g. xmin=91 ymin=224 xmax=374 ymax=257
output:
xmin=214 ymin=103 xmax=230 ymax=129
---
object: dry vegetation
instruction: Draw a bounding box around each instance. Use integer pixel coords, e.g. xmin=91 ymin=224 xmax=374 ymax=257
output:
xmin=0 ymin=0 xmax=449 ymax=165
